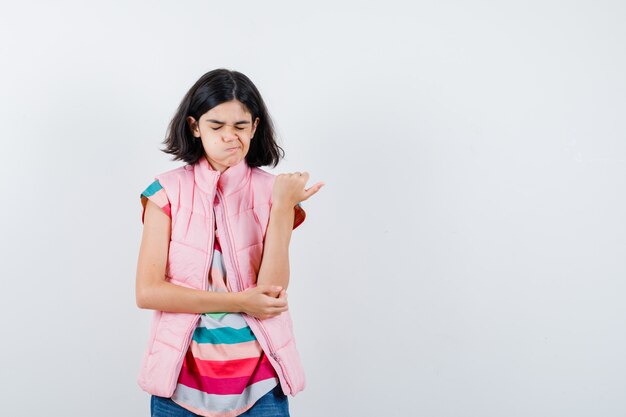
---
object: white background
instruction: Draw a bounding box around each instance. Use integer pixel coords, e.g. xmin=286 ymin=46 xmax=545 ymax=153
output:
xmin=1 ymin=1 xmax=625 ymax=416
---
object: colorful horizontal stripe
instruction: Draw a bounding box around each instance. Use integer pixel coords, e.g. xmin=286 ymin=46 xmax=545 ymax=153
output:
xmin=171 ymin=378 xmax=278 ymax=417
xmin=192 ymin=326 xmax=258 ymax=345
xmin=183 ymin=356 xmax=268 ymax=379
xmin=140 ymin=180 xmax=171 ymax=221
xmin=190 ymin=340 xmax=264 ymax=362
xmin=178 ymin=353 xmax=277 ymax=395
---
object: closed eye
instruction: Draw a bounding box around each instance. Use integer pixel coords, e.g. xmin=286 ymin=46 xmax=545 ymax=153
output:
xmin=212 ymin=126 xmax=245 ymax=131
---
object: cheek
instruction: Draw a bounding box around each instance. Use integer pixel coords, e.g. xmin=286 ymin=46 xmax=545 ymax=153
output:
xmin=201 ymin=140 xmax=221 ymax=157
xmin=204 ymin=137 xmax=222 ymax=148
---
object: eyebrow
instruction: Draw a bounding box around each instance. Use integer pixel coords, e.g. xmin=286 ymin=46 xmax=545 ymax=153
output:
xmin=206 ymin=119 xmax=250 ymax=125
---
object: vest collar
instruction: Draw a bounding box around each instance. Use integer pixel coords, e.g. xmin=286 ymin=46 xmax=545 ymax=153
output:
xmin=192 ymin=155 xmax=251 ymax=196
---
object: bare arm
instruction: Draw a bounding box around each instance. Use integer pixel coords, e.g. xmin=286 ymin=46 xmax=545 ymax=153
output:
xmin=256 ymin=203 xmax=295 ymax=290
xmin=136 ymin=199 xmax=288 ymax=319
xmin=256 ymin=172 xmax=324 ymax=291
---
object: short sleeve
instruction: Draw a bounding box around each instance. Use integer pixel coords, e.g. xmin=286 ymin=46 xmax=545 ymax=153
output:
xmin=293 ymin=202 xmax=306 ymax=230
xmin=140 ymin=180 xmax=171 ymax=224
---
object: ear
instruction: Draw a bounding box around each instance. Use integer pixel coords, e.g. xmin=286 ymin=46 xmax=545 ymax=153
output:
xmin=251 ymin=117 xmax=260 ymax=137
xmin=186 ymin=116 xmax=200 ymax=137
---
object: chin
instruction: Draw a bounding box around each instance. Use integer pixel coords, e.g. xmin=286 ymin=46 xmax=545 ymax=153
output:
xmin=226 ymin=156 xmax=244 ymax=166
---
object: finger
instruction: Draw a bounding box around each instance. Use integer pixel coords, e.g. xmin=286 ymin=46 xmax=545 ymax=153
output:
xmin=258 ymin=285 xmax=282 ymax=295
xmin=303 ymin=181 xmax=325 ymax=198
xmin=270 ymin=305 xmax=288 ymax=314
xmin=266 ymin=312 xmax=282 ymax=319
xmin=269 ymin=298 xmax=288 ymax=308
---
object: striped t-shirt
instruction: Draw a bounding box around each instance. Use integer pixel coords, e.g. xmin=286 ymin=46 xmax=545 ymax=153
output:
xmin=171 ymin=229 xmax=279 ymax=416
xmin=140 ymin=179 xmax=305 ymax=416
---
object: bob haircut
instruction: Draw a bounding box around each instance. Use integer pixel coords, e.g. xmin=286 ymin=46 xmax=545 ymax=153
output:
xmin=161 ymin=68 xmax=284 ymax=168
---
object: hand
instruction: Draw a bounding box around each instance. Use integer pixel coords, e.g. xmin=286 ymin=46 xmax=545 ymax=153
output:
xmin=272 ymin=171 xmax=324 ymax=208
xmin=236 ymin=285 xmax=289 ymax=320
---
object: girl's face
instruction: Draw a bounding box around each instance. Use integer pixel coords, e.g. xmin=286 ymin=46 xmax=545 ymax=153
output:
xmin=187 ymin=100 xmax=259 ymax=172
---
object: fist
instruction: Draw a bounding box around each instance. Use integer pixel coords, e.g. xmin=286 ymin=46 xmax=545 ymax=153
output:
xmin=272 ymin=171 xmax=324 ymax=207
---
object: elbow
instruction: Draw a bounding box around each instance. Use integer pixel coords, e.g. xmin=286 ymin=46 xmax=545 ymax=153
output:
xmin=136 ymin=272 xmax=166 ymax=309
xmin=136 ymin=285 xmax=153 ymax=310
xmin=136 ymin=290 xmax=147 ymax=309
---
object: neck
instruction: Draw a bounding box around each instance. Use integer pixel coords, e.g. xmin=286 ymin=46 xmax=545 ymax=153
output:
xmin=205 ymin=155 xmax=229 ymax=173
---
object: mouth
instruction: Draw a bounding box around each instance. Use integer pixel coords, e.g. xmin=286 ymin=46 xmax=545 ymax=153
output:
xmin=226 ymin=147 xmax=240 ymax=152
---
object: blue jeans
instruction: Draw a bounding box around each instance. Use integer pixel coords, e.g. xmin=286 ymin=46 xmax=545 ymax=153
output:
xmin=150 ymin=385 xmax=290 ymax=417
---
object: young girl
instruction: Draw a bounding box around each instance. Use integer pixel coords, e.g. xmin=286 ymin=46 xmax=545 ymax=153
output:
xmin=135 ymin=68 xmax=324 ymax=417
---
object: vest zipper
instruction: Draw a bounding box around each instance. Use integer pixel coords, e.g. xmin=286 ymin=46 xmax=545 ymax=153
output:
xmin=254 ymin=315 xmax=295 ymax=394
xmin=215 ymin=188 xmax=294 ymax=394
xmin=169 ymin=176 xmax=218 ymax=394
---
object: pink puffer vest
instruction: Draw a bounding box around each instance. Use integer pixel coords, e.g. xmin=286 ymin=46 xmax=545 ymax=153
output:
xmin=137 ymin=156 xmax=306 ymax=398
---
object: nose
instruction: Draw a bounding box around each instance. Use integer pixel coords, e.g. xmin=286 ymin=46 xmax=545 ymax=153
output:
xmin=221 ymin=126 xmax=239 ymax=142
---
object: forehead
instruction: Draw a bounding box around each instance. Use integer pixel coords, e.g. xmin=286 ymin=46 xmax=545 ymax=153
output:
xmin=203 ymin=100 xmax=251 ymax=120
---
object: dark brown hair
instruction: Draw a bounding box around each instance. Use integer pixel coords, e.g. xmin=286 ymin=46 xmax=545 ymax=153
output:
xmin=161 ymin=68 xmax=284 ymax=167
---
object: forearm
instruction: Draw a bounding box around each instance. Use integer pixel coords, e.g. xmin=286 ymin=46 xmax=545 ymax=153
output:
xmin=256 ymin=203 xmax=295 ymax=290
xmin=137 ymin=280 xmax=243 ymax=314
